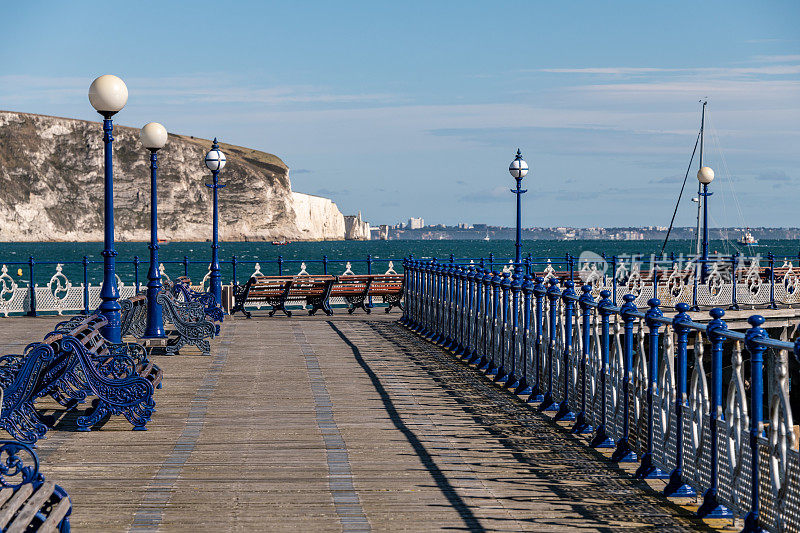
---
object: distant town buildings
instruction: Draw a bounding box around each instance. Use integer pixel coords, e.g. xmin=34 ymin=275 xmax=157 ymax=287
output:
xmin=407 ymin=217 xmax=424 ymax=230
xmin=367 ymin=222 xmax=800 ymax=242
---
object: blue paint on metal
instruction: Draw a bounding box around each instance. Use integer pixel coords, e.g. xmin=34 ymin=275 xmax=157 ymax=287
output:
xmin=697 ymin=307 xmax=733 ymax=517
xmin=590 ymin=290 xmax=616 ymax=448
xmin=99 ymin=118 xmax=122 ymax=343
xmin=144 ymin=150 xmax=165 ymax=339
xmin=205 ymin=139 xmax=226 ymax=309
xmin=554 ymin=280 xmax=576 ymax=422
xmin=572 ymin=285 xmax=594 ymax=434
xmin=611 ymin=294 xmax=638 ymax=462
xmin=635 ymin=297 xmax=668 ymax=478
xmin=742 ymin=315 xmax=767 ymax=533
xmin=664 ymin=302 xmax=697 ymax=497
xmin=539 ymin=278 xmax=561 ymax=412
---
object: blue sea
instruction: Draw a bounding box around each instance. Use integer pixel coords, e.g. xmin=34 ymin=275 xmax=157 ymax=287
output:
xmin=0 ymin=239 xmax=797 ymax=288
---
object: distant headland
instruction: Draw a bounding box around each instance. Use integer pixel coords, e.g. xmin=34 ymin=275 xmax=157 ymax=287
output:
xmin=0 ymin=111 xmax=371 ymax=242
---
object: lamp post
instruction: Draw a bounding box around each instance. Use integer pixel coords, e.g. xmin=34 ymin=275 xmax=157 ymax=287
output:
xmin=205 ymin=139 xmax=226 ymax=308
xmin=508 ymin=149 xmax=528 ymax=275
xmin=89 ymin=74 xmax=128 ymax=343
xmin=698 ymin=165 xmax=714 ymax=281
xmin=140 ymin=122 xmax=168 ymax=338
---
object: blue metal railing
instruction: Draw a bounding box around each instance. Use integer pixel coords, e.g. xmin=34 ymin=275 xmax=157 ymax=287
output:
xmin=401 ymin=258 xmax=800 ymax=532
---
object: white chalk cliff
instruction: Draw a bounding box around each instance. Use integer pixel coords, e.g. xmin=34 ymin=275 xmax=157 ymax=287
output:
xmin=0 ymin=110 xmax=352 ymax=241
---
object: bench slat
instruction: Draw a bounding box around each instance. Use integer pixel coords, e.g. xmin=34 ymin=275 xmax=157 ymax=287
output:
xmin=0 ymin=487 xmax=13 ymax=508
xmin=0 ymin=483 xmax=33 ymax=529
xmin=6 ymin=480 xmax=56 ymax=533
xmin=37 ymin=496 xmax=71 ymax=533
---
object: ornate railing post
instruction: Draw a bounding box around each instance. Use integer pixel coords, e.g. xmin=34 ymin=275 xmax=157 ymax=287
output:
xmin=611 ymin=256 xmax=618 ymax=305
xmin=730 ymin=253 xmax=740 ymax=311
xmin=414 ymin=261 xmax=423 ymax=329
xmin=133 ymin=255 xmax=140 ymax=293
xmin=443 ymin=265 xmax=455 ymax=346
xmin=539 ymin=278 xmax=561 ymax=412
xmin=232 ymin=255 xmax=238 ymax=286
xmin=768 ymin=253 xmax=777 ymax=310
xmin=528 ymin=276 xmax=546 ymax=403
xmin=83 ymin=255 xmax=90 ymax=315
xmin=495 ymin=272 xmax=512 ymax=383
xmin=467 ymin=268 xmax=482 ymax=364
xmin=635 ymin=297 xmax=668 ymax=479
xmin=439 ymin=264 xmax=451 ymax=345
xmin=183 ymin=255 xmax=189 ymax=277
xmin=516 ymin=275 xmax=534 ymax=395
xmin=27 ymin=256 xmax=36 ymax=317
xmin=742 ymin=315 xmax=767 ymax=533
xmin=691 ymin=260 xmax=700 ymax=312
xmin=461 ymin=266 xmax=476 ymax=360
xmin=278 ymin=255 xmax=283 ymax=276
xmin=414 ymin=262 xmax=426 ymax=333
xmin=456 ymin=265 xmax=466 ymax=352
xmin=612 ymin=293 xmax=638 ymax=462
xmin=454 ymin=266 xmax=466 ymax=353
xmin=425 ymin=263 xmax=437 ymax=338
xmin=573 ymin=285 xmax=594 ymax=433
xmin=555 ymin=280 xmax=577 ymax=421
xmin=591 ymin=290 xmax=616 ymax=448
xmin=420 ymin=263 xmax=432 ymax=337
xmin=486 ymin=272 xmax=502 ymax=377
xmin=489 ymin=252 xmax=494 ymax=271
xmin=440 ymin=264 xmax=453 ymax=345
xmin=477 ymin=271 xmax=493 ymax=371
xmin=506 ymin=271 xmax=523 ymax=390
xmin=697 ymin=308 xmax=734 ymax=517
xmin=664 ymin=302 xmax=696 ymax=497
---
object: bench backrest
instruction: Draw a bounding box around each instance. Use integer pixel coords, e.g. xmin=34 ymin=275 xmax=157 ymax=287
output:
xmin=330 ymin=275 xmax=372 ymax=296
xmin=365 ymin=274 xmax=404 ymax=296
xmin=287 ymin=276 xmax=336 ymax=297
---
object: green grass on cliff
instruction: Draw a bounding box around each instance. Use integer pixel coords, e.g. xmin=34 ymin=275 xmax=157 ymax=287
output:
xmin=177 ymin=134 xmax=287 ymax=172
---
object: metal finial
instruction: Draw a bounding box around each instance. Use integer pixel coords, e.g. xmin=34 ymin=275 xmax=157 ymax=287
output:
xmin=212 ymin=137 xmax=219 ymax=150
xmin=515 ymin=148 xmax=522 ymax=160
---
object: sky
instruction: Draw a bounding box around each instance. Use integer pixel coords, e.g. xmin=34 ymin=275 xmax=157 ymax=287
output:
xmin=2 ymin=1 xmax=799 ymax=228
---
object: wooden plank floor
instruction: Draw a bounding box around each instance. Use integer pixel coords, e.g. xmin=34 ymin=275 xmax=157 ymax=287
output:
xmin=0 ymin=314 xmax=718 ymax=532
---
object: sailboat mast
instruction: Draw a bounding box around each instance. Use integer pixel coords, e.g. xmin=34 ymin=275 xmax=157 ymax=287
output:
xmin=694 ymin=100 xmax=706 ymax=256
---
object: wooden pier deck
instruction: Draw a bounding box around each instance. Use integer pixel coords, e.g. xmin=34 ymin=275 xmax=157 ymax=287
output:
xmin=0 ymin=314 xmax=720 ymax=532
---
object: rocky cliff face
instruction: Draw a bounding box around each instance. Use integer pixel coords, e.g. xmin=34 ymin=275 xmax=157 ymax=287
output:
xmin=0 ymin=111 xmax=348 ymax=241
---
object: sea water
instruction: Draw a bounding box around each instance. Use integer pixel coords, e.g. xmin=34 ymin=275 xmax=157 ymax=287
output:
xmin=0 ymin=239 xmax=797 ymax=287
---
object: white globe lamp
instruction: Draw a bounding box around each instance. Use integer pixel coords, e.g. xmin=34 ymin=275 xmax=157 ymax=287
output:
xmin=509 ymin=149 xmax=528 ymax=179
xmin=205 ymin=139 xmax=226 ymax=171
xmin=88 ymin=75 xmax=128 ymax=116
xmin=140 ymin=122 xmax=168 ymax=151
xmin=697 ymin=166 xmax=715 ymax=184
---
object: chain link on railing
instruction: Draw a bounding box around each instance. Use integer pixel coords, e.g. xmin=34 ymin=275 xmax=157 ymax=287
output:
xmin=401 ymin=258 xmax=800 ymax=533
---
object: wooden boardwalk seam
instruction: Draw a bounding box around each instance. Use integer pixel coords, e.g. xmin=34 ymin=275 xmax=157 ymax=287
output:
xmin=292 ymin=322 xmax=371 ymax=532
xmin=128 ymin=323 xmax=237 ymax=532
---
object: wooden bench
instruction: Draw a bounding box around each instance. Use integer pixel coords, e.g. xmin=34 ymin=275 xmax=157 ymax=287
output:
xmin=121 ymin=293 xmax=148 ymax=338
xmin=0 ymin=332 xmax=85 ymax=444
xmin=231 ymin=275 xmax=336 ymax=318
xmin=49 ymin=313 xmax=159 ymax=431
xmin=331 ymin=274 xmax=404 ymax=314
xmin=156 ymin=291 xmax=216 ymax=356
xmin=0 ymin=440 xmax=71 ymax=533
xmin=172 ymin=276 xmax=224 ymax=325
xmin=365 ymin=274 xmax=404 ymax=314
